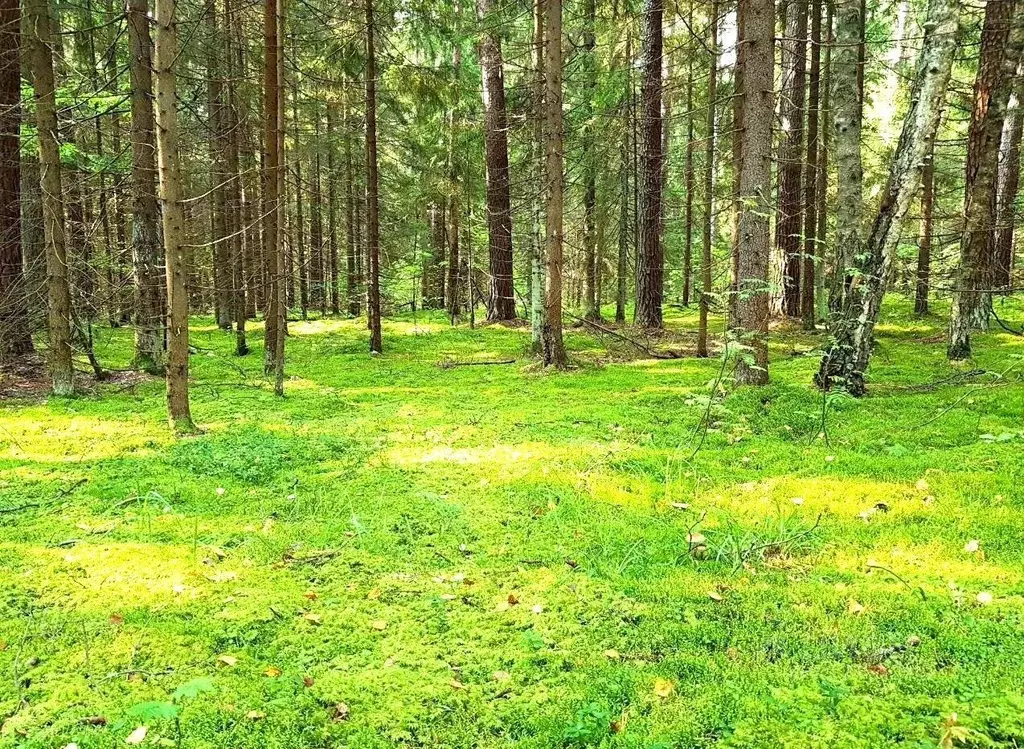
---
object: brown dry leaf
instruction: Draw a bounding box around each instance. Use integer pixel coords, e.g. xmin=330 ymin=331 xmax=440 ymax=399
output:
xmin=109 ymin=614 xmax=124 ymax=625
xmin=80 ymin=716 xmax=108 ymax=726
xmin=216 ymin=654 xmax=238 ymax=667
xmin=330 ymin=703 xmax=350 ymax=722
xmin=264 ymin=666 xmax=282 ymax=678
xmin=846 ymin=600 xmax=866 ymax=616
xmin=303 ymin=591 xmax=318 ymax=601
xmin=371 ymin=619 xmax=387 ymax=631
xmin=507 ymin=593 xmax=520 ymax=606
xmin=303 ymin=675 xmax=314 ymax=687
xmin=0 ymin=640 xmax=7 ymax=651
xmin=867 ymin=664 xmax=889 ymax=676
xmin=653 ymin=679 xmax=674 ymax=698
xmin=610 ymin=711 xmax=628 ymax=734
xmin=367 ymin=588 xmax=382 ymax=600
xmin=603 ymin=649 xmax=621 ymax=660
xmin=246 ymin=710 xmax=265 ymax=721
xmin=124 ymin=726 xmax=148 ymax=745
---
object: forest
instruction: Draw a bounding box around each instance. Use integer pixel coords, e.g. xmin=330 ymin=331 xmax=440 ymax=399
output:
xmin=1 ymin=0 xmax=1024 ymax=744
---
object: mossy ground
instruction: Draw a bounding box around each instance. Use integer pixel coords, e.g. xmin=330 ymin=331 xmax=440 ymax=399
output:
xmin=2 ymin=298 xmax=1024 ymax=748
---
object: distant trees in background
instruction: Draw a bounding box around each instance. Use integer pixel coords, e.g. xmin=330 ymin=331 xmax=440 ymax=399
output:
xmin=0 ymin=0 xmax=1022 ymax=425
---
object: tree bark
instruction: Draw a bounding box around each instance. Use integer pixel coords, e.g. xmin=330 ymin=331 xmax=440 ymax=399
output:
xmin=814 ymin=0 xmax=832 ymax=321
xmin=733 ymin=0 xmax=773 ymax=386
xmin=153 ymin=0 xmax=195 ymax=429
xmin=993 ymin=69 xmax=1023 ymax=290
xmin=0 ymin=0 xmax=32 ymax=360
xmin=914 ymin=138 xmax=935 ymax=315
xmin=800 ymin=0 xmax=822 ymax=329
xmin=778 ymin=0 xmax=808 ymax=317
xmin=327 ymin=100 xmax=341 ymax=314
xmin=635 ymin=0 xmax=664 ymax=329
xmin=262 ymin=0 xmax=286 ymax=391
xmin=817 ymin=0 xmax=959 ymax=394
xmin=208 ymin=0 xmax=231 ymax=331
xmin=26 ymin=0 xmax=73 ymax=395
xmin=615 ymin=25 xmax=630 ymax=325
xmin=477 ymin=0 xmax=516 ymax=321
xmin=683 ymin=5 xmax=695 ymax=308
xmin=697 ymin=0 xmax=719 ymax=357
xmin=581 ymin=0 xmax=600 ymax=321
xmin=365 ymin=0 xmax=382 ymax=353
xmin=829 ymin=0 xmax=863 ymax=313
xmin=948 ymin=0 xmax=1023 ymax=360
xmin=541 ymin=0 xmax=566 ymax=367
xmin=224 ymin=0 xmax=247 ymax=355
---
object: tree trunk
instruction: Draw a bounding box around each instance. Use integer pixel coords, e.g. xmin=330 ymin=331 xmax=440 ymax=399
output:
xmin=697 ymin=0 xmax=719 ymax=357
xmin=914 ymin=138 xmax=935 ymax=315
xmin=729 ymin=0 xmax=745 ymax=324
xmin=327 ymin=100 xmax=340 ymax=314
xmin=635 ymin=0 xmax=664 ymax=329
xmin=817 ymin=0 xmax=959 ymax=393
xmin=26 ymin=0 xmax=73 ymax=395
xmin=615 ymin=24 xmax=630 ymax=325
xmin=262 ymin=0 xmax=286 ymax=392
xmin=948 ymin=0 xmax=1023 ymax=360
xmin=225 ymin=0 xmax=247 ymax=354
xmin=209 ymin=1 xmax=231 ymax=331
xmin=365 ymin=0 xmax=382 ymax=353
xmin=476 ymin=0 xmax=515 ymax=321
xmin=581 ymin=0 xmax=600 ymax=321
xmin=541 ymin=0 xmax=566 ymax=367
xmin=800 ymin=0 xmax=822 ymax=329
xmin=829 ymin=0 xmax=863 ymax=313
xmin=814 ymin=0 xmax=832 ymax=321
xmin=683 ymin=5 xmax=694 ymax=308
xmin=733 ymin=0 xmax=773 ymax=386
xmin=778 ymin=0 xmax=808 ymax=317
xmin=530 ymin=0 xmax=545 ymax=345
xmin=0 ymin=0 xmax=32 ymax=360
xmin=153 ymin=0 xmax=195 ymax=429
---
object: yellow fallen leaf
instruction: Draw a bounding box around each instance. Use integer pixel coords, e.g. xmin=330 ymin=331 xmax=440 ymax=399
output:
xmin=976 ymin=591 xmax=994 ymax=605
xmin=371 ymin=619 xmax=387 ymax=631
xmin=846 ymin=600 xmax=866 ymax=616
xmin=125 ymin=726 xmax=148 ymax=745
xmin=653 ymin=679 xmax=674 ymax=698
xmin=450 ymin=679 xmax=465 ymax=690
xmin=302 ymin=612 xmax=322 ymax=625
xmin=367 ymin=588 xmax=382 ymax=600
xmin=246 ymin=710 xmax=265 ymax=721
xmin=964 ymin=540 xmax=980 ymax=554
xmin=492 ymin=670 xmax=510 ymax=681
xmin=216 ymin=654 xmax=238 ymax=667
xmin=708 ymin=591 xmax=724 ymax=602
xmin=604 ymin=649 xmax=621 ymax=660
xmin=264 ymin=666 xmax=282 ymax=678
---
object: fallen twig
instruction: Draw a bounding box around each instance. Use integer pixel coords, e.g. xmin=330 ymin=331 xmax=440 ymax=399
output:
xmin=439 ymin=359 xmax=516 ymax=369
xmin=564 ymin=312 xmax=682 ymax=360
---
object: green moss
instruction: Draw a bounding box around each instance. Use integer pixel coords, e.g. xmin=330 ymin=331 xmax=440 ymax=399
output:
xmin=2 ymin=299 xmax=1023 ymax=748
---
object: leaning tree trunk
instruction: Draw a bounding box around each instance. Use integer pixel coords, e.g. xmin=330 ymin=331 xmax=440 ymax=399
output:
xmin=26 ymin=0 xmax=73 ymax=395
xmin=365 ymin=0 xmax=382 ymax=353
xmin=993 ymin=73 xmax=1023 ymax=290
xmin=817 ymin=0 xmax=960 ymax=394
xmin=732 ymin=0 xmax=774 ymax=386
xmin=153 ymin=0 xmax=195 ymax=430
xmin=0 ymin=0 xmax=32 ymax=360
xmin=948 ymin=0 xmax=1023 ymax=360
xmin=634 ymin=0 xmax=664 ymax=329
xmin=477 ymin=0 xmax=516 ymax=321
xmin=541 ymin=0 xmax=566 ymax=367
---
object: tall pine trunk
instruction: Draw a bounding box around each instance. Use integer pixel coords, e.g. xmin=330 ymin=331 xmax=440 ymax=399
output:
xmin=26 ymin=0 xmax=73 ymax=395
xmin=541 ymin=0 xmax=566 ymax=366
xmin=153 ymin=0 xmax=195 ymax=429
xmin=778 ymin=0 xmax=808 ymax=317
xmin=993 ymin=73 xmax=1023 ymax=289
xmin=914 ymin=139 xmax=935 ymax=315
xmin=697 ymin=0 xmax=718 ymax=357
xmin=635 ymin=0 xmax=664 ymax=329
xmin=365 ymin=0 xmax=382 ymax=353
xmin=800 ymin=0 xmax=822 ymax=329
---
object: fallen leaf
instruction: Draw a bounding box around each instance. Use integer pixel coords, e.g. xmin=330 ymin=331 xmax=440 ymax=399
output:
xmin=791 ymin=497 xmax=805 ymax=506
xmin=603 ymin=649 xmax=621 ymax=660
xmin=209 ymin=546 xmax=227 ymax=560
xmin=125 ymin=726 xmax=148 ymax=745
xmin=610 ymin=711 xmax=628 ymax=734
xmin=450 ymin=679 xmax=465 ymax=690
xmin=708 ymin=591 xmax=723 ymax=602
xmin=687 ymin=532 xmax=706 ymax=546
xmin=367 ymin=588 xmax=382 ymax=600
xmin=109 ymin=614 xmax=124 ymax=625
xmin=507 ymin=593 xmax=519 ymax=606
xmin=976 ymin=591 xmax=994 ymax=605
xmin=915 ymin=479 xmax=930 ymax=493
xmin=303 ymin=591 xmax=318 ymax=601
xmin=906 ymin=635 xmax=921 ymax=647
xmin=216 ymin=654 xmax=238 ymax=667
xmin=302 ymin=612 xmax=323 ymax=625
xmin=492 ymin=670 xmax=510 ymax=681
xmin=371 ymin=619 xmax=387 ymax=631
xmin=172 ymin=584 xmax=187 ymax=594
xmin=653 ymin=678 xmax=674 ymax=698
xmin=670 ymin=502 xmax=690 ymax=510
xmin=80 ymin=716 xmax=108 ymax=726
xmin=63 ymin=744 xmax=79 ymax=749
xmin=330 ymin=703 xmax=350 ymax=722
xmin=246 ymin=710 xmax=265 ymax=721
xmin=264 ymin=666 xmax=282 ymax=678
xmin=531 ymin=604 xmax=544 ymax=614
xmin=867 ymin=664 xmax=889 ymax=676
xmin=207 ymin=571 xmax=237 ymax=583
xmin=846 ymin=600 xmax=866 ymax=616
xmin=303 ymin=676 xmax=314 ymax=687
xmin=964 ymin=540 xmax=980 ymax=554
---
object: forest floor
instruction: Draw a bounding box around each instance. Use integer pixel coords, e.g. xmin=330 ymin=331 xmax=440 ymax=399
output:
xmin=2 ymin=298 xmax=1024 ymax=748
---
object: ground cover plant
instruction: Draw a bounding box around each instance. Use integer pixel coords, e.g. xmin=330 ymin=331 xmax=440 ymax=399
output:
xmin=2 ymin=299 xmax=1023 ymax=748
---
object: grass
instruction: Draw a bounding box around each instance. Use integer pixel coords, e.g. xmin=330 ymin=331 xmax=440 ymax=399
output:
xmin=2 ymin=297 xmax=1024 ymax=748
